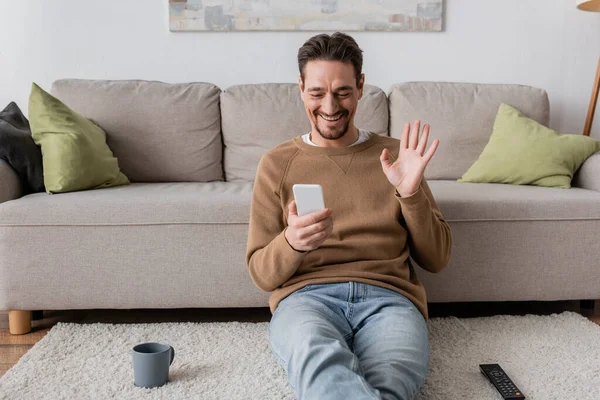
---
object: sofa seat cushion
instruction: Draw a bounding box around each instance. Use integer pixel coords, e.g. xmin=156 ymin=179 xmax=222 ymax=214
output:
xmin=3 ymin=180 xmax=599 ymax=227
xmin=0 ymin=182 xmax=253 ymax=226
xmin=429 ymin=180 xmax=600 ymax=222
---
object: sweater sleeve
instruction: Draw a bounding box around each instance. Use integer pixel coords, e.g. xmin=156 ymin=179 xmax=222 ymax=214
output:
xmin=395 ymin=178 xmax=452 ymax=273
xmin=246 ymin=153 xmax=308 ymax=292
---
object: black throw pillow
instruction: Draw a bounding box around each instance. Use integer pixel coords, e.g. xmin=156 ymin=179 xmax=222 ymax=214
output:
xmin=0 ymin=102 xmax=45 ymax=193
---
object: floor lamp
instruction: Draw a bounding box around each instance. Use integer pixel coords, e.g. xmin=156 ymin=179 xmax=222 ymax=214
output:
xmin=577 ymin=0 xmax=600 ymax=136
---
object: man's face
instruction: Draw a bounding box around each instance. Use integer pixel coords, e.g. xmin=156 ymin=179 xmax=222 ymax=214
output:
xmin=299 ymin=60 xmax=364 ymax=142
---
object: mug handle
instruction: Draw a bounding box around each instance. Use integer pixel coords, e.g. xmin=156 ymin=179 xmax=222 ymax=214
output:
xmin=169 ymin=345 xmax=175 ymax=366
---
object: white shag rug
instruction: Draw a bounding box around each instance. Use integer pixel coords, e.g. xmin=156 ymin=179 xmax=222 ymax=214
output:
xmin=1 ymin=311 xmax=599 ymax=399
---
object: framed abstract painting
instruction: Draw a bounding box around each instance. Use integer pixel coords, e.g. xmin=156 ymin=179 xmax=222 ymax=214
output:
xmin=169 ymin=0 xmax=443 ymax=32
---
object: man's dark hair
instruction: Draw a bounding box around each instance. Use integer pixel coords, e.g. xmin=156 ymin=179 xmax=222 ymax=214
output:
xmin=298 ymin=32 xmax=363 ymax=88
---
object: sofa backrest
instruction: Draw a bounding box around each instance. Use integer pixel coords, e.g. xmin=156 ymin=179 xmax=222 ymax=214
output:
xmin=388 ymin=82 xmax=550 ymax=180
xmin=51 ymin=79 xmax=223 ymax=183
xmin=221 ymin=83 xmax=389 ymax=182
xmin=50 ymin=79 xmax=551 ymax=184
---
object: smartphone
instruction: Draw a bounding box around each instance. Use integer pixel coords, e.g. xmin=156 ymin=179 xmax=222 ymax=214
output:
xmin=292 ymin=184 xmax=325 ymax=217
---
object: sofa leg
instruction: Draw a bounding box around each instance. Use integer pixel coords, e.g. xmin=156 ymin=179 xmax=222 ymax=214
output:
xmin=8 ymin=310 xmax=32 ymax=335
xmin=580 ymin=300 xmax=596 ymax=310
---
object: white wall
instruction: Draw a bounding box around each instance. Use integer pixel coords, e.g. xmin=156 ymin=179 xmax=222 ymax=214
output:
xmin=1 ymin=0 xmax=599 ymax=137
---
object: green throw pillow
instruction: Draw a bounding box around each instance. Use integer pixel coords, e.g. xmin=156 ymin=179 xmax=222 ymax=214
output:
xmin=458 ymin=103 xmax=600 ymax=188
xmin=29 ymin=83 xmax=129 ymax=193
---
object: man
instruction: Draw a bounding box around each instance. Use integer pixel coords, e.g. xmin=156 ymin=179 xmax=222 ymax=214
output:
xmin=246 ymin=32 xmax=452 ymax=400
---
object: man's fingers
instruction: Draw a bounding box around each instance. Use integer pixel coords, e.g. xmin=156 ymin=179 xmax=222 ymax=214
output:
xmin=400 ymin=123 xmax=409 ymax=151
xmin=297 ymin=216 xmax=333 ymax=239
xmin=303 ymin=224 xmax=334 ymax=247
xmin=296 ymin=208 xmax=332 ymax=228
xmin=409 ymin=120 xmax=420 ymax=150
xmin=380 ymin=148 xmax=392 ymax=169
xmin=424 ymin=139 xmax=440 ymax=163
xmin=288 ymin=200 xmax=298 ymax=217
xmin=416 ymin=124 xmax=429 ymax=156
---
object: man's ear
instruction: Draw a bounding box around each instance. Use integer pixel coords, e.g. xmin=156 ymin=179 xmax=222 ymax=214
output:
xmin=298 ymin=75 xmax=305 ymax=101
xmin=357 ymin=74 xmax=365 ymax=100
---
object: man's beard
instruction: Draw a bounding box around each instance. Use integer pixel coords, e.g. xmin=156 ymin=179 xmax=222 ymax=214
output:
xmin=314 ymin=112 xmax=350 ymax=141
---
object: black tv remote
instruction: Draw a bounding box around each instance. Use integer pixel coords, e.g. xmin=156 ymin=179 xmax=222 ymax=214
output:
xmin=479 ymin=364 xmax=525 ymax=399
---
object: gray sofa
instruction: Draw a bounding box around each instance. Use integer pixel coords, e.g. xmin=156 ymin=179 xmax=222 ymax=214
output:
xmin=1 ymin=79 xmax=599 ymax=334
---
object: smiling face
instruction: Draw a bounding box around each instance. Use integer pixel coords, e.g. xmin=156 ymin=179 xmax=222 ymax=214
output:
xmin=299 ymin=60 xmax=364 ymax=147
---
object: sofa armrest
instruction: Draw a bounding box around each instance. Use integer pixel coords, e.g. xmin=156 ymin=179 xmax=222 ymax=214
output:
xmin=0 ymin=159 xmax=23 ymax=203
xmin=573 ymin=152 xmax=600 ymax=192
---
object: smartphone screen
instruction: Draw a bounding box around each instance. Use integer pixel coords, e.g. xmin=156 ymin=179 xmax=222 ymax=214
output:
xmin=292 ymin=184 xmax=325 ymax=217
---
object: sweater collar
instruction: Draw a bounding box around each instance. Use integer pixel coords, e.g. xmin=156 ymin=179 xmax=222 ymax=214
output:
xmin=293 ymin=132 xmax=380 ymax=155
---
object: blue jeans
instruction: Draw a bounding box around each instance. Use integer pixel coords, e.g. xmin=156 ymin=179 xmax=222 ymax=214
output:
xmin=268 ymin=282 xmax=430 ymax=400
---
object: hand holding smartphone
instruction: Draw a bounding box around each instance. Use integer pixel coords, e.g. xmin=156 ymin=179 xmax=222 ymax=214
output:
xmin=285 ymin=184 xmax=332 ymax=252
